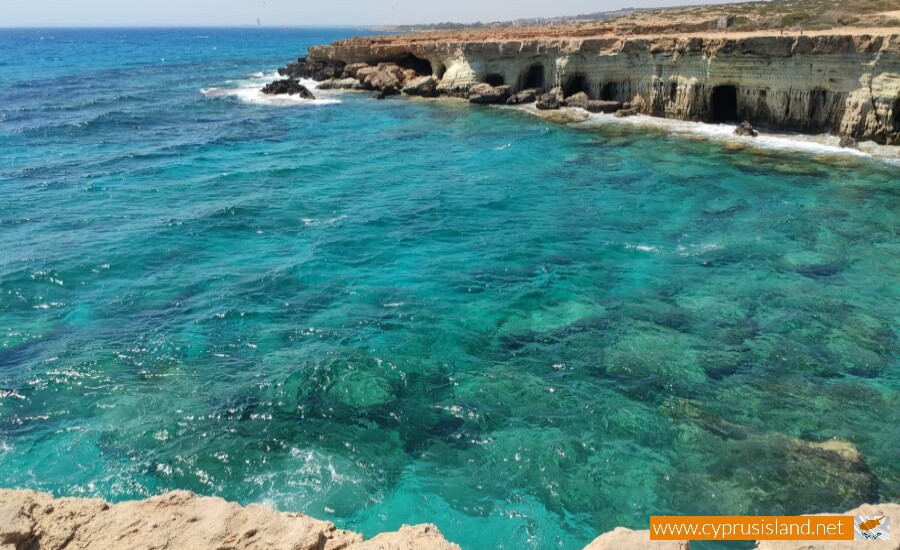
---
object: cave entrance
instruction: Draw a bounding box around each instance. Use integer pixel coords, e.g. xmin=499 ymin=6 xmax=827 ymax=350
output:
xmin=433 ymin=62 xmax=446 ymax=80
xmin=600 ymin=82 xmax=619 ymax=101
xmin=710 ymin=85 xmax=738 ymax=122
xmin=521 ymin=63 xmax=545 ymax=90
xmin=394 ymin=53 xmax=434 ymax=76
xmin=564 ymin=75 xmax=590 ymax=97
xmin=484 ymin=73 xmax=505 ymax=87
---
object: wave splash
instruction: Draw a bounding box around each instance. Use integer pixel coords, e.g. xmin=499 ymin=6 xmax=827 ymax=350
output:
xmin=201 ymin=70 xmax=341 ymax=107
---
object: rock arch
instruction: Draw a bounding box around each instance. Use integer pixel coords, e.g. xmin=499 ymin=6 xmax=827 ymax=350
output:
xmin=393 ymin=53 xmax=434 ymax=76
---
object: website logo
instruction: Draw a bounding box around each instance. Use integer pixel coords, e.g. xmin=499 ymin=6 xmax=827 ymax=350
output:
xmin=855 ymin=516 xmax=890 ymax=542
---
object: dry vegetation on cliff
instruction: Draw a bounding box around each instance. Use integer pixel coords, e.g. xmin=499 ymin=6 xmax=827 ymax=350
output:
xmin=356 ymin=0 xmax=900 ymax=45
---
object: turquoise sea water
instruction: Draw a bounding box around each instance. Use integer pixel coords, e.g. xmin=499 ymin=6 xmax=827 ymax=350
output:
xmin=1 ymin=28 xmax=898 ymax=549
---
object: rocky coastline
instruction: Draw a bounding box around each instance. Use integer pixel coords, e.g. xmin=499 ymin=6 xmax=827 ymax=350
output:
xmin=1 ymin=489 xmax=898 ymax=549
xmin=269 ymin=31 xmax=900 ymax=145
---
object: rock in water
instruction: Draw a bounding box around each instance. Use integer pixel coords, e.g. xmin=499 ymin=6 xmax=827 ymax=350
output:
xmin=279 ymin=56 xmax=345 ymax=81
xmin=402 ymin=75 xmax=439 ymax=97
xmin=734 ymin=120 xmax=759 ymax=137
xmin=536 ymin=93 xmax=561 ymax=110
xmin=262 ymin=79 xmax=316 ymax=99
xmin=316 ymin=77 xmax=358 ymax=90
xmin=584 ymin=100 xmax=623 ymax=113
xmin=506 ymin=88 xmax=541 ymax=105
xmin=468 ymin=83 xmax=512 ymax=105
xmin=564 ymin=91 xmax=590 ymax=109
xmin=839 ymin=135 xmax=859 ymax=148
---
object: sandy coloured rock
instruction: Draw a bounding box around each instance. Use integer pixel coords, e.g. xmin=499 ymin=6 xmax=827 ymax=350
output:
xmin=0 ymin=489 xmax=460 ymax=550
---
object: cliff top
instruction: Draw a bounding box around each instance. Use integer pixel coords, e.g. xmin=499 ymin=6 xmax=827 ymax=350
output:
xmin=340 ymin=0 xmax=900 ymax=46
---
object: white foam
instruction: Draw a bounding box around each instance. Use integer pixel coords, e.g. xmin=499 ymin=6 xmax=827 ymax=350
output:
xmin=518 ymin=105 xmax=900 ymax=165
xmin=201 ymin=71 xmax=339 ymax=107
xmin=301 ymin=215 xmax=347 ymax=227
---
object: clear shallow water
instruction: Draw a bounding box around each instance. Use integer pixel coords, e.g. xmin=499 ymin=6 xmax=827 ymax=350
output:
xmin=1 ymin=28 xmax=898 ymax=550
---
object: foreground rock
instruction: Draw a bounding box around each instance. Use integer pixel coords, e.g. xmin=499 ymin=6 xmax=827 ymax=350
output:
xmin=584 ymin=527 xmax=689 ymax=549
xmin=0 ymin=489 xmax=460 ymax=550
xmin=261 ymin=79 xmax=316 ymax=98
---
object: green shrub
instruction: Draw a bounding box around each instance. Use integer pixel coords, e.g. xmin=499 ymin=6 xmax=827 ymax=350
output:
xmin=781 ymin=11 xmax=812 ymax=27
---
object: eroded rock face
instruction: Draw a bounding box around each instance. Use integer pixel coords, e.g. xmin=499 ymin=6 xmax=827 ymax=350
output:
xmin=0 ymin=489 xmax=461 ymax=550
xmin=304 ymin=33 xmax=900 ymax=144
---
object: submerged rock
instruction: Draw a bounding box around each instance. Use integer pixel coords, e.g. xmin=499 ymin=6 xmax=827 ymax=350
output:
xmin=734 ymin=120 xmax=759 ymax=137
xmin=262 ymin=79 xmax=316 ymax=98
xmin=664 ymin=399 xmax=880 ymax=512
xmin=374 ymin=86 xmax=401 ymax=99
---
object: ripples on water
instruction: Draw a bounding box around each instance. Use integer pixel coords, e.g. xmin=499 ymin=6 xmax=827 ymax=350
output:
xmin=1 ymin=28 xmax=898 ymax=550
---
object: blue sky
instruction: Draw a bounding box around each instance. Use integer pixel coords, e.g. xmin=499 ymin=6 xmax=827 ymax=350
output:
xmin=4 ymin=0 xmax=750 ymax=27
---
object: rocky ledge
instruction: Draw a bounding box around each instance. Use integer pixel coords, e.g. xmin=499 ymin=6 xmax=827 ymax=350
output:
xmin=0 ymin=489 xmax=458 ymax=550
xmin=274 ymin=31 xmax=900 ymax=145
xmin=1 ymin=489 xmax=898 ymax=549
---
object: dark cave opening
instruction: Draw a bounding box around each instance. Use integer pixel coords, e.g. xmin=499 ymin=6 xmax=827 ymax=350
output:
xmin=564 ymin=75 xmax=590 ymax=97
xmin=600 ymin=82 xmax=619 ymax=101
xmin=394 ymin=53 xmax=434 ymax=76
xmin=710 ymin=85 xmax=739 ymax=122
xmin=434 ymin=62 xmax=446 ymax=80
xmin=484 ymin=73 xmax=506 ymax=87
xmin=521 ymin=63 xmax=545 ymax=90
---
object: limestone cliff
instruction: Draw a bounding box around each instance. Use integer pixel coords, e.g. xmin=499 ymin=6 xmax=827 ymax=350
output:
xmin=303 ymin=33 xmax=900 ymax=144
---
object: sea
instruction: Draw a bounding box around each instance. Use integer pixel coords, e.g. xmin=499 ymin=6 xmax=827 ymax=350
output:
xmin=0 ymin=27 xmax=898 ymax=549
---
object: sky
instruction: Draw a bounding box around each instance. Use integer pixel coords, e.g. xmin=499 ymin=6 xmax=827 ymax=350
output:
xmin=3 ymin=0 xmax=750 ymax=27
